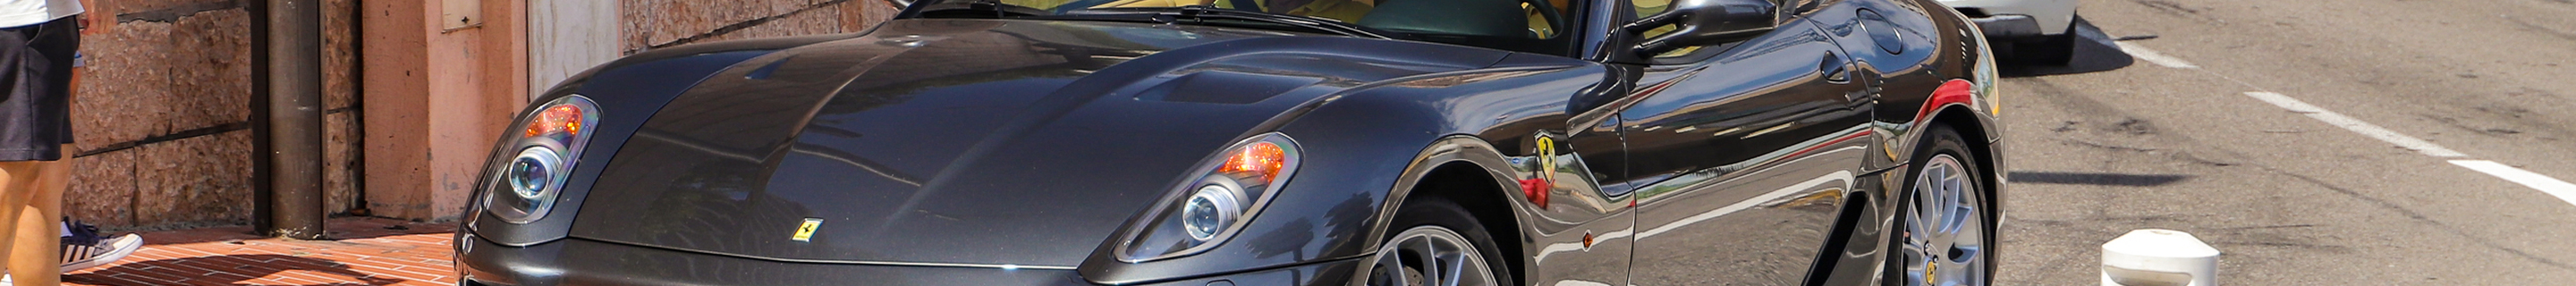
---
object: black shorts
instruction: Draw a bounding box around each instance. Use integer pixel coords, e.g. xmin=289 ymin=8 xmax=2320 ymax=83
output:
xmin=0 ymin=16 xmax=77 ymax=162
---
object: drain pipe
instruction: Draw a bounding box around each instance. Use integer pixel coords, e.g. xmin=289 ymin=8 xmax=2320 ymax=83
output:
xmin=257 ymin=0 xmax=326 ymax=240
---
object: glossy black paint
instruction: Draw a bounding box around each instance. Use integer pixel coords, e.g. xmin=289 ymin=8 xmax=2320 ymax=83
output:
xmin=456 ymin=0 xmax=2004 ymax=284
xmin=1618 ymin=15 xmax=1876 ymax=284
xmin=461 ymin=231 xmax=1361 ymax=286
xmin=462 ymin=34 xmax=860 ymax=247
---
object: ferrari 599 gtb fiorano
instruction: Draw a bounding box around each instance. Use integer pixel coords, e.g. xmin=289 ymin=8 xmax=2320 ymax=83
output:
xmin=453 ymin=0 xmax=2009 ymax=284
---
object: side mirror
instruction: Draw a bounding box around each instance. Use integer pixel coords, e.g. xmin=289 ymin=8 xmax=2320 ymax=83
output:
xmin=1623 ymin=0 xmax=1779 ymax=56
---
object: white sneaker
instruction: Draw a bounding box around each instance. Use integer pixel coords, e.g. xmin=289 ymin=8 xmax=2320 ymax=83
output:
xmin=61 ymin=233 xmax=141 ymax=272
xmin=0 ymin=220 xmax=146 ymax=285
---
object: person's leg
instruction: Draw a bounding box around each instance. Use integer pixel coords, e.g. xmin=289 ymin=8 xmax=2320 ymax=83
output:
xmin=4 ymin=13 xmax=80 ymax=283
xmin=0 ymin=161 xmax=40 ymax=277
xmin=5 ymin=158 xmax=61 ymax=284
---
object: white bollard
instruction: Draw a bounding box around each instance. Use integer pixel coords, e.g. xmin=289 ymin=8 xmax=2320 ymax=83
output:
xmin=2101 ymin=229 xmax=2220 ymax=286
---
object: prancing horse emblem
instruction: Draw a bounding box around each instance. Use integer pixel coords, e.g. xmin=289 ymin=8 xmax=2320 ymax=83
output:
xmin=1535 ymin=136 xmax=1557 ymax=181
xmin=793 ymin=218 xmax=824 ymax=241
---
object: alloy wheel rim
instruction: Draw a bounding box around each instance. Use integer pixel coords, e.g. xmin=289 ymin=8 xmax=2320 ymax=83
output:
xmin=1902 ymin=155 xmax=1987 ymax=286
xmin=1368 ymin=226 xmax=1497 ymax=286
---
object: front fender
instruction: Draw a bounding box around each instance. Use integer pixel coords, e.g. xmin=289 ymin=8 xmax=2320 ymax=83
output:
xmin=1075 ymin=59 xmax=1606 ymax=283
xmin=1281 ymin=63 xmax=1613 ymax=253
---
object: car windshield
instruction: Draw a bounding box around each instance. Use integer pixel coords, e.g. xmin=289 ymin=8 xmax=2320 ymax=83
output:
xmin=908 ymin=0 xmax=1583 ymax=55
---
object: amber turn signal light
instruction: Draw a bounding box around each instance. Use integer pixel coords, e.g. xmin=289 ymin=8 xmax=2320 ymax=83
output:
xmin=1218 ymin=142 xmax=1287 ymax=182
xmin=524 ymin=105 xmax=586 ymax=138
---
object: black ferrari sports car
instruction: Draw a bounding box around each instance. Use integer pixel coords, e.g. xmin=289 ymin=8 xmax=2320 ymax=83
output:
xmin=453 ymin=0 xmax=2005 ymax=284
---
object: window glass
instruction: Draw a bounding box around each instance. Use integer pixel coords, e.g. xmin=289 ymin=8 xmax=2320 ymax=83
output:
xmin=919 ymin=0 xmax=1583 ymax=55
xmin=1633 ymin=0 xmax=1670 ymax=17
xmin=1524 ymin=3 xmax=1557 ymax=38
xmin=980 ymin=0 xmax=1562 ymax=38
xmin=1629 ymin=0 xmax=1717 ymax=58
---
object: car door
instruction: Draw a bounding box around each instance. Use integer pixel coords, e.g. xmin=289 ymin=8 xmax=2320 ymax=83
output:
xmin=1801 ymin=0 xmax=1953 ymax=171
xmin=1613 ymin=3 xmax=1879 ymax=284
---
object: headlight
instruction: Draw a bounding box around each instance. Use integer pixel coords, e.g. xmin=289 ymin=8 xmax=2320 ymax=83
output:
xmin=482 ymin=96 xmax=602 ymax=224
xmin=1116 ymin=133 xmax=1301 ymax=263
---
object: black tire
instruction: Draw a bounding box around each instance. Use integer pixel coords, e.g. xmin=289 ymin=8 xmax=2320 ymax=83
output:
xmin=2011 ymin=16 xmax=2080 ymax=66
xmin=1372 ymin=198 xmax=1517 ymax=286
xmin=1885 ymin=124 xmax=1994 ymax=286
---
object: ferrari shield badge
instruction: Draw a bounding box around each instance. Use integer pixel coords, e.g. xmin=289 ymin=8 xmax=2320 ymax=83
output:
xmin=1535 ymin=136 xmax=1558 ymax=181
xmin=793 ymin=218 xmax=824 ymax=242
xmin=1517 ymin=135 xmax=1558 ymax=207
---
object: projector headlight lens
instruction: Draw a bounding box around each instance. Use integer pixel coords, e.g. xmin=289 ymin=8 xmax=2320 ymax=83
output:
xmin=1182 ymin=183 xmax=1242 ymax=241
xmin=507 ymin=147 xmax=564 ymax=199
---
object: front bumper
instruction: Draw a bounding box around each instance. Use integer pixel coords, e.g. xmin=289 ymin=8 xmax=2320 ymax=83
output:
xmin=1970 ymin=15 xmax=2046 ymax=39
xmin=1936 ymin=0 xmax=2077 ymax=37
xmin=455 ymin=234 xmax=1363 ymax=286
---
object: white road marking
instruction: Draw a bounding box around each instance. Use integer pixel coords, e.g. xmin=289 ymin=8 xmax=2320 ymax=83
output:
xmin=2448 ymin=160 xmax=2576 ymax=207
xmin=2242 ymin=90 xmax=2576 ymax=206
xmin=2114 ymin=42 xmax=2200 ymax=69
xmin=2110 ymin=34 xmax=2576 ymax=237
xmin=2240 ymin=92 xmax=2468 ymax=157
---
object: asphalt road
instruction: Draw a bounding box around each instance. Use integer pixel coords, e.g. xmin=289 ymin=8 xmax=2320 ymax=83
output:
xmin=1988 ymin=0 xmax=2576 ymax=284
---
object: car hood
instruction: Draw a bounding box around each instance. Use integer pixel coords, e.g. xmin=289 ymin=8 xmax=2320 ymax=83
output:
xmin=565 ymin=19 xmax=1511 ymax=266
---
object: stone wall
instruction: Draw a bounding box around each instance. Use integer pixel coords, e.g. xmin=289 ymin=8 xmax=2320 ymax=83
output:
xmin=72 ymin=0 xmax=367 ymax=230
xmin=64 ymin=0 xmax=906 ymax=230
xmin=622 ymin=0 xmax=904 ymax=54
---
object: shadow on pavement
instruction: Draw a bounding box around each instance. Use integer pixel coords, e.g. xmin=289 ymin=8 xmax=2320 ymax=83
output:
xmin=321 ymin=220 xmax=459 ymax=241
xmin=66 ymin=254 xmax=409 ymax=286
xmin=131 ymin=218 xmax=457 ymax=246
xmin=2000 ymin=18 xmax=2136 ymax=78
xmin=2009 ymin=172 xmax=2194 ymax=187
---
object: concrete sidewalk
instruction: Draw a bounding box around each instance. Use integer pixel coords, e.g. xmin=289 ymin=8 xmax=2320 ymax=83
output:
xmin=62 ymin=217 xmax=456 ymax=286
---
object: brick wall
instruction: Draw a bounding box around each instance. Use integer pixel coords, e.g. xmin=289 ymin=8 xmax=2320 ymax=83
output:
xmin=72 ymin=0 xmax=367 ymax=230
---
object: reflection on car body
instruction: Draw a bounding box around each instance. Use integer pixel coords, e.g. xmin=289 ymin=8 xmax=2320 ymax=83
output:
xmin=452 ymin=0 xmax=2007 ymax=284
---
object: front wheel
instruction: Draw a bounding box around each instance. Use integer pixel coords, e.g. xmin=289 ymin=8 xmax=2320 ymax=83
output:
xmin=1367 ymin=198 xmax=1513 ymax=286
xmin=1891 ymin=125 xmax=1992 ymax=286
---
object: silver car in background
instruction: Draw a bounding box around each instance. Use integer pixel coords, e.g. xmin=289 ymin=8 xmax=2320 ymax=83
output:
xmin=1940 ymin=0 xmax=2079 ymax=64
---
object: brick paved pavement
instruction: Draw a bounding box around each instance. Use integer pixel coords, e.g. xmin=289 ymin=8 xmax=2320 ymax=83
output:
xmin=59 ymin=217 xmax=457 ymax=286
